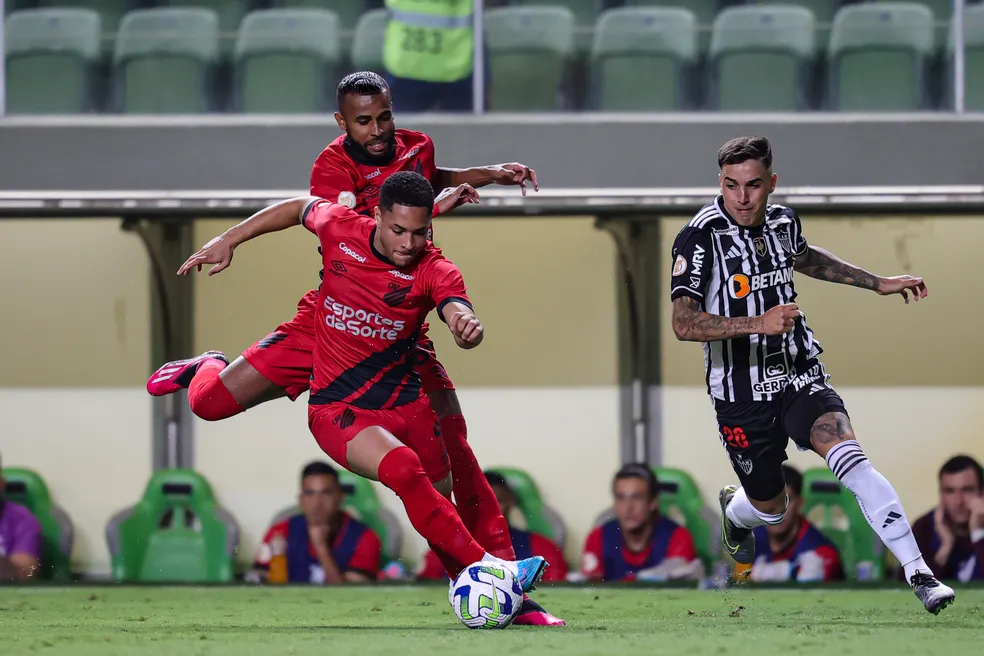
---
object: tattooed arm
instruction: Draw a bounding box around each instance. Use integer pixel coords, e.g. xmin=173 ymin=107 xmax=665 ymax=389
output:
xmin=793 ymin=245 xmax=880 ymax=290
xmin=672 ymin=297 xmax=798 ymax=342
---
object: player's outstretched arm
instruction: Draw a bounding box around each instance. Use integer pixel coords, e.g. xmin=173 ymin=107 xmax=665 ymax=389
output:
xmin=440 ymin=301 xmax=484 ymax=350
xmin=435 ymin=163 xmax=538 ymax=196
xmin=793 ymin=245 xmax=928 ymax=303
xmin=672 ymin=297 xmax=799 ymax=342
xmin=177 ymin=196 xmax=319 ymax=275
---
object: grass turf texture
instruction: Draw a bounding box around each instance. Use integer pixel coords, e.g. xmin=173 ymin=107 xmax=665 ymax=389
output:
xmin=2 ymin=586 xmax=982 ymax=655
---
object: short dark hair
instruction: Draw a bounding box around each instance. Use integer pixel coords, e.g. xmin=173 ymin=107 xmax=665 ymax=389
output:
xmin=717 ymin=136 xmax=773 ymax=170
xmin=336 ymin=71 xmax=389 ymax=110
xmin=939 ymin=455 xmax=984 ymax=488
xmin=781 ymin=464 xmax=803 ymax=497
xmin=613 ymin=463 xmax=659 ymax=498
xmin=484 ymin=471 xmax=512 ymax=492
xmin=379 ymin=171 xmax=435 ymax=213
xmin=301 ymin=460 xmax=339 ymax=482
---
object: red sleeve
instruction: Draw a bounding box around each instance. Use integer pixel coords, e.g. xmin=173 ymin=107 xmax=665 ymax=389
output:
xmin=416 ymin=549 xmax=449 ymax=581
xmin=253 ymin=521 xmax=288 ymax=570
xmin=666 ymin=526 xmax=697 ymax=561
xmin=302 ymin=199 xmax=360 ymax=241
xmin=530 ymin=533 xmax=568 ymax=582
xmin=580 ymin=527 xmax=605 ymax=581
xmin=310 ymin=147 xmax=359 ymax=205
xmin=814 ymin=544 xmax=843 ymax=582
xmin=348 ymin=528 xmax=382 ymax=579
xmin=423 ymin=256 xmax=471 ymax=321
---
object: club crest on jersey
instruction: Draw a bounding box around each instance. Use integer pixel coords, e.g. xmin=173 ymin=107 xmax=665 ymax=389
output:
xmin=753 ymin=237 xmax=768 ymax=258
xmin=672 ymin=255 xmax=687 ymax=276
xmin=337 ymin=191 xmax=356 ymax=209
xmin=383 ymin=283 xmax=413 ymax=308
xmin=776 ymin=230 xmax=793 ymax=254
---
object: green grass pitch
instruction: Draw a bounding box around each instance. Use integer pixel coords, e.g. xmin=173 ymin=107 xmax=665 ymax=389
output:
xmin=2 ymin=585 xmax=982 ymax=655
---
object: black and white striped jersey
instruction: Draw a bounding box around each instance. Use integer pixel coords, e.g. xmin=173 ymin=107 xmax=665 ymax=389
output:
xmin=670 ymin=195 xmax=823 ymax=402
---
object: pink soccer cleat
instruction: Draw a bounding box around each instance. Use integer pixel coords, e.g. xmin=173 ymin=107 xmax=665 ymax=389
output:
xmin=512 ymin=594 xmax=567 ymax=627
xmin=146 ymin=351 xmax=228 ymax=396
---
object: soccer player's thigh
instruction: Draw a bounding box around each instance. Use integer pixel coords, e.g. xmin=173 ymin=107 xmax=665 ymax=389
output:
xmin=237 ymin=323 xmax=315 ymax=409
xmin=398 ymin=398 xmax=453 ymax=497
xmin=415 ymin=331 xmax=460 ymax=418
xmin=717 ymin=405 xmax=789 ymax=506
xmin=781 ymin=378 xmax=854 ymax=458
xmin=308 ymin=404 xmax=405 ymax=480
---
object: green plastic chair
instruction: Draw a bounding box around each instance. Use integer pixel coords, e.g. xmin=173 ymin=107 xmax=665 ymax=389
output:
xmin=234 ymin=9 xmax=341 ymax=113
xmin=827 ymin=2 xmax=935 ymax=110
xmin=114 ymin=8 xmax=220 ymax=113
xmin=2 ymin=468 xmax=74 ymax=581
xmin=629 ymin=0 xmax=721 ymax=52
xmin=163 ymin=0 xmax=250 ymax=55
xmin=947 ymin=4 xmax=984 ymax=111
xmin=272 ymin=470 xmax=404 ymax=563
xmin=351 ymin=8 xmax=387 ymax=74
xmin=590 ymin=7 xmax=698 ymax=111
xmin=39 ymin=0 xmax=133 ymax=49
xmin=105 ymin=469 xmax=239 ymax=582
xmin=4 ymin=9 xmax=101 ymax=114
xmin=801 ymin=467 xmax=884 ymax=580
xmin=484 ymin=467 xmax=566 ymax=548
xmin=485 ymin=7 xmax=575 ymax=111
xmin=514 ymin=0 xmax=600 ymax=54
xmin=709 ymin=5 xmax=817 ymax=111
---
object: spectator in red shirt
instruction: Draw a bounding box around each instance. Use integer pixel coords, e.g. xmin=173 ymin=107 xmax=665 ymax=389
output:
xmin=253 ymin=461 xmax=381 ymax=584
xmin=580 ymin=464 xmax=702 ymax=582
xmin=417 ymin=471 xmax=568 ymax=582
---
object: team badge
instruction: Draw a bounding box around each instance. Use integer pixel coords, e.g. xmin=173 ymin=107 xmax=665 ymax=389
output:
xmin=753 ymin=237 xmax=767 ymax=258
xmin=776 ymin=230 xmax=793 ymax=254
xmin=337 ymin=191 xmax=356 ymax=209
xmin=672 ymin=255 xmax=687 ymax=276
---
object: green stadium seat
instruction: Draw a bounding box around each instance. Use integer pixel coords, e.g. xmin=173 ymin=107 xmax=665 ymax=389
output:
xmin=485 ymin=6 xmax=575 ymax=111
xmin=271 ymin=470 xmax=404 ymax=563
xmin=593 ymin=466 xmax=719 ymax=573
xmin=753 ymin=0 xmax=841 ymax=28
xmin=947 ymin=3 xmax=984 ymax=110
xmin=590 ymin=8 xmax=698 ymax=111
xmin=164 ymin=0 xmax=250 ymax=55
xmin=2 ymin=467 xmax=74 ymax=581
xmin=234 ymin=9 xmax=340 ymax=113
xmin=5 ymin=9 xmax=101 ymax=114
xmin=484 ymin=467 xmax=567 ymax=548
xmin=879 ymin=0 xmax=951 ymax=48
xmin=827 ymin=3 xmax=935 ymax=111
xmin=39 ymin=0 xmax=132 ymax=44
xmin=801 ymin=467 xmax=884 ymax=581
xmin=351 ymin=8 xmax=387 ymax=74
xmin=114 ymin=8 xmax=219 ymax=113
xmin=514 ymin=0 xmax=600 ymax=53
xmin=709 ymin=5 xmax=817 ymax=111
xmin=628 ymin=0 xmax=721 ymax=51
xmin=276 ymin=0 xmax=366 ymax=53
xmin=105 ymin=469 xmax=239 ymax=582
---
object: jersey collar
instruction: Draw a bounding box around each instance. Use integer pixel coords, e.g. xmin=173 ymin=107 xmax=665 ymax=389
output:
xmin=368 ymin=226 xmax=394 ymax=265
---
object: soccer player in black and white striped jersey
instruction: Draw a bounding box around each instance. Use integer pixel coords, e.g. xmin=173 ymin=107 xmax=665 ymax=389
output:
xmin=669 ymin=136 xmax=954 ymax=614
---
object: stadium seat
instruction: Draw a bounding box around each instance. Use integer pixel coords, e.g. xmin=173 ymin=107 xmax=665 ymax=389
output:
xmin=113 ymin=8 xmax=220 ymax=113
xmin=2 ymin=467 xmax=74 ymax=581
xmin=485 ymin=467 xmax=567 ymax=548
xmin=163 ymin=0 xmax=250 ymax=55
xmin=4 ymin=8 xmax=101 ymax=114
xmin=351 ymin=8 xmax=387 ymax=74
xmin=271 ymin=470 xmax=404 ymax=563
xmin=628 ymin=0 xmax=721 ymax=50
xmin=880 ymin=0 xmax=951 ymax=48
xmin=39 ymin=0 xmax=132 ymax=44
xmin=946 ymin=3 xmax=984 ymax=110
xmin=593 ymin=467 xmax=719 ymax=572
xmin=484 ymin=6 xmax=575 ymax=111
xmin=590 ymin=8 xmax=698 ymax=111
xmin=514 ymin=0 xmax=600 ymax=53
xmin=753 ymin=0 xmax=841 ymax=28
xmin=709 ymin=5 xmax=817 ymax=111
xmin=105 ymin=469 xmax=239 ymax=582
xmin=234 ymin=9 xmax=340 ymax=113
xmin=801 ymin=467 xmax=884 ymax=581
xmin=277 ymin=0 xmax=366 ymax=33
xmin=827 ymin=3 xmax=935 ymax=110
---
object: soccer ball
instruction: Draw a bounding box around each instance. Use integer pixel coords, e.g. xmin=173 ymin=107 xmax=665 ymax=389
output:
xmin=449 ymin=562 xmax=524 ymax=629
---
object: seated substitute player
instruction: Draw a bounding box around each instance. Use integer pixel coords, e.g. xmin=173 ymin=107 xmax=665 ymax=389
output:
xmin=907 ymin=455 xmax=984 ymax=582
xmin=145 ymin=71 xmax=563 ymax=626
xmin=417 ymin=471 xmax=569 ymax=582
xmin=579 ymin=464 xmax=702 ymax=582
xmin=0 ymin=453 xmax=41 ymax=582
xmin=171 ymin=171 xmax=550 ymax=604
xmin=252 ymin=461 xmax=381 ymax=585
xmin=669 ymin=135 xmax=954 ymax=614
xmin=739 ymin=465 xmax=843 ymax=583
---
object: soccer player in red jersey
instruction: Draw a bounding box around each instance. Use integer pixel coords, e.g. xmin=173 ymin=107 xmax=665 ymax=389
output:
xmin=174 ymin=172 xmax=550 ymax=600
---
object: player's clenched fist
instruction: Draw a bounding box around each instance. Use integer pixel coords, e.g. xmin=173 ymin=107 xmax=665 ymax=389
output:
xmin=449 ymin=311 xmax=484 ymax=349
xmin=759 ymin=303 xmax=800 ymax=336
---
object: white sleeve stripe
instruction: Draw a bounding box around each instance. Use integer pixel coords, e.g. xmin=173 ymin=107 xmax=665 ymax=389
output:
xmin=672 ymin=286 xmax=704 ymax=298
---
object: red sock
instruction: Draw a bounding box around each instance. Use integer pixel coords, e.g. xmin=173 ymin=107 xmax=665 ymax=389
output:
xmin=440 ymin=414 xmax=516 ymax=560
xmin=187 ymin=360 xmax=244 ymax=421
xmin=377 ymin=446 xmax=485 ymax=575
xmin=428 ymin=541 xmax=466 ymax=581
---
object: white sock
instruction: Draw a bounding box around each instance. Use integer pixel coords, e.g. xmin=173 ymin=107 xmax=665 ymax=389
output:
xmin=825 ymin=440 xmax=929 ymax=583
xmin=726 ymin=486 xmax=786 ymax=529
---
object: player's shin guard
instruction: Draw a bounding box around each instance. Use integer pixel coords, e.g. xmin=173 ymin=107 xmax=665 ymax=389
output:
xmin=825 ymin=440 xmax=929 ymax=581
xmin=187 ymin=360 xmax=244 ymax=421
xmin=440 ymin=414 xmax=516 ymax=560
xmin=377 ymin=446 xmax=486 ymax=571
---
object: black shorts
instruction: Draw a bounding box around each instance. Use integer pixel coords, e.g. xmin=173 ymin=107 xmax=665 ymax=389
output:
xmin=714 ymin=361 xmax=848 ymax=502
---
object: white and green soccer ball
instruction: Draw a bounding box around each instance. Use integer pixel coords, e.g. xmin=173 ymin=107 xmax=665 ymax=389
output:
xmin=449 ymin=562 xmax=524 ymax=629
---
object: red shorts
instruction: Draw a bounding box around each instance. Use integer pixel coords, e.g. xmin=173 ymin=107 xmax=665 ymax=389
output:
xmin=308 ymin=397 xmax=451 ymax=484
xmin=243 ymin=291 xmax=456 ymax=401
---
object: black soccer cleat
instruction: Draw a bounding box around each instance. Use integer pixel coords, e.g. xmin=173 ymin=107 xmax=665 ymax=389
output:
xmin=719 ymin=485 xmax=756 ymax=565
xmin=910 ymin=570 xmax=955 ymax=615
